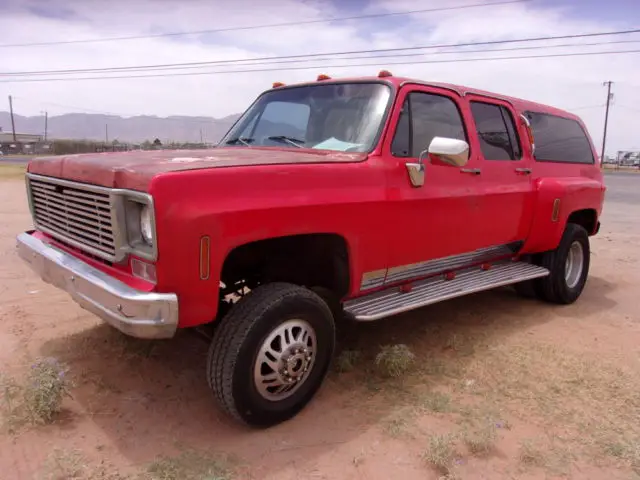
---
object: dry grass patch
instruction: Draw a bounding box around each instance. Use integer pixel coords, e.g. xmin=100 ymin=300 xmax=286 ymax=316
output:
xmin=419 ymin=390 xmax=452 ymax=413
xmin=0 ymin=163 xmax=26 ymax=179
xmin=518 ymin=439 xmax=547 ymax=467
xmin=463 ymin=343 xmax=640 ymax=457
xmin=145 ymin=449 xmax=235 ymax=480
xmin=39 ymin=449 xmax=128 ymax=480
xmin=422 ymin=433 xmax=458 ymax=475
xmin=462 ymin=420 xmax=498 ymax=456
xmin=0 ymin=357 xmax=74 ymax=429
xmin=334 ymin=349 xmax=361 ymax=373
xmin=375 ymin=344 xmax=415 ymax=378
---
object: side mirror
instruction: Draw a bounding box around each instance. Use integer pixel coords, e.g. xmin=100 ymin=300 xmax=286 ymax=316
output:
xmin=427 ymin=136 xmax=470 ymax=167
xmin=405 ymin=137 xmax=470 ymax=187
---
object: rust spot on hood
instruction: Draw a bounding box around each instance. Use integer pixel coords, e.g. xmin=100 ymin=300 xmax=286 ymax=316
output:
xmin=27 ymin=147 xmax=368 ymax=192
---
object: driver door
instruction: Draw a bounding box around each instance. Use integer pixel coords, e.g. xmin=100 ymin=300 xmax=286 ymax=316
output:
xmin=380 ymin=84 xmax=489 ymax=285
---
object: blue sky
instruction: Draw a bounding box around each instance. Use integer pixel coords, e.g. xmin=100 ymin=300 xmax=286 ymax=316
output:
xmin=0 ymin=0 xmax=639 ymax=153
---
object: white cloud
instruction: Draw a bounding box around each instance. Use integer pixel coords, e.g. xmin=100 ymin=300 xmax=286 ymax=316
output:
xmin=1 ymin=0 xmax=638 ymax=153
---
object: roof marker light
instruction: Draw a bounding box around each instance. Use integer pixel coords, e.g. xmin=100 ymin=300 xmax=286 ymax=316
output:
xmin=272 ymin=82 xmax=285 ymax=88
xmin=378 ymin=70 xmax=393 ymax=78
xmin=317 ymin=74 xmax=331 ymax=81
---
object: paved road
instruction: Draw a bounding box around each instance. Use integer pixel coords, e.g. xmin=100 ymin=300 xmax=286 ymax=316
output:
xmin=0 ymin=156 xmax=33 ymax=164
xmin=603 ymin=171 xmax=639 ymax=205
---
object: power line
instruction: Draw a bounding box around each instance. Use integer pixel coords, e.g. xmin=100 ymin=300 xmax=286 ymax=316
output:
xmin=5 ymin=38 xmax=640 ymax=77
xmin=566 ymin=104 xmax=606 ymax=111
xmin=2 ymin=49 xmax=639 ymax=84
xmin=3 ymin=28 xmax=639 ymax=77
xmin=617 ymin=104 xmax=640 ymax=113
xmin=0 ymin=0 xmax=531 ymax=48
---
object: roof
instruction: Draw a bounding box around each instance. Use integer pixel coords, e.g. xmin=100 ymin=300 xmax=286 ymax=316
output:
xmin=269 ymin=74 xmax=579 ymax=121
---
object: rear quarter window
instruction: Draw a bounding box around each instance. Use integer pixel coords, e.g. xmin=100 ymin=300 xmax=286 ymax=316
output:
xmin=525 ymin=111 xmax=594 ymax=164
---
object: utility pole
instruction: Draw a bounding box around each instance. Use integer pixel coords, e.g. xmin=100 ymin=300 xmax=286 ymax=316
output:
xmin=200 ymin=128 xmax=203 ymax=144
xmin=43 ymin=111 xmax=48 ymax=142
xmin=105 ymin=124 xmax=109 ymax=144
xmin=8 ymin=95 xmax=17 ymax=142
xmin=601 ymin=81 xmax=614 ymax=164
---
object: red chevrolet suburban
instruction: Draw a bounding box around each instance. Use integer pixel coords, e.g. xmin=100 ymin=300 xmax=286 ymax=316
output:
xmin=17 ymin=72 xmax=606 ymax=427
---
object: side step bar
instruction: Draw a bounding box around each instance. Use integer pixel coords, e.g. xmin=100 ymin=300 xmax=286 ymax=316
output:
xmin=344 ymin=261 xmax=549 ymax=321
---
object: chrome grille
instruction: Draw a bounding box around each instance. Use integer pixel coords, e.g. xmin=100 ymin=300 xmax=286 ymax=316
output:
xmin=28 ymin=176 xmax=116 ymax=259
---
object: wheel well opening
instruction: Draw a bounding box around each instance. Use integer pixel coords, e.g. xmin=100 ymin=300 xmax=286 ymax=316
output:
xmin=567 ymin=209 xmax=597 ymax=235
xmin=221 ymin=233 xmax=350 ymax=300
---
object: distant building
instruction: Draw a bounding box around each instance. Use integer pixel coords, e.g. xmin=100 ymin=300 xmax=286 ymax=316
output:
xmin=617 ymin=150 xmax=640 ymax=166
xmin=0 ymin=132 xmax=49 ymax=154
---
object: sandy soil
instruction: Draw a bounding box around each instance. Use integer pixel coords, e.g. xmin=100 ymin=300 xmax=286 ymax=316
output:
xmin=0 ymin=172 xmax=639 ymax=480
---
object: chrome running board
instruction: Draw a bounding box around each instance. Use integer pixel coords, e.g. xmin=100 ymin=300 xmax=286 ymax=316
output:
xmin=344 ymin=261 xmax=549 ymax=321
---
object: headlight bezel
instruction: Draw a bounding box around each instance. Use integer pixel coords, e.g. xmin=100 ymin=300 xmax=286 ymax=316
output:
xmin=112 ymin=190 xmax=158 ymax=263
xmin=140 ymin=205 xmax=153 ymax=245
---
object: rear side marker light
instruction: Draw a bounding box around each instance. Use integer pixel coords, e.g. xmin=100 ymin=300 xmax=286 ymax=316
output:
xmin=317 ymin=74 xmax=331 ymax=81
xmin=200 ymin=236 xmax=211 ymax=280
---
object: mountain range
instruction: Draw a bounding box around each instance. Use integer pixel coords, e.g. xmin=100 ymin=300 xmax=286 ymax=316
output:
xmin=0 ymin=111 xmax=241 ymax=144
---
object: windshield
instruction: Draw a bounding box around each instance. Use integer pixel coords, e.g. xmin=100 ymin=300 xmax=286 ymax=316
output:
xmin=220 ymin=82 xmax=392 ymax=153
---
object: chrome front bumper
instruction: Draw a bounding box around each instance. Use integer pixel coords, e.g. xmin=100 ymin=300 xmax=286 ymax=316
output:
xmin=16 ymin=232 xmax=179 ymax=339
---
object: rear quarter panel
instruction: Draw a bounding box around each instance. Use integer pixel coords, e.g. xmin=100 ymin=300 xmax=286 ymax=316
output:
xmin=521 ymin=162 xmax=605 ymax=253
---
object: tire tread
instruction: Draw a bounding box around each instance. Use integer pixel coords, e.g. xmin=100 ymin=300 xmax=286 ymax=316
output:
xmin=207 ymin=282 xmax=332 ymax=423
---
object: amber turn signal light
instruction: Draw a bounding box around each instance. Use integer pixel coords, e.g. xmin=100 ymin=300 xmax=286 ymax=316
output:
xmin=200 ymin=236 xmax=211 ymax=280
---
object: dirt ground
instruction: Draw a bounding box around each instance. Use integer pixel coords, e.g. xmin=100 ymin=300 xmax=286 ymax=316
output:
xmin=1 ymin=168 xmax=639 ymax=480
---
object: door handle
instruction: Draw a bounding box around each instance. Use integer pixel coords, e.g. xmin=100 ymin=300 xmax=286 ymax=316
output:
xmin=460 ymin=168 xmax=481 ymax=175
xmin=515 ymin=167 xmax=532 ymax=175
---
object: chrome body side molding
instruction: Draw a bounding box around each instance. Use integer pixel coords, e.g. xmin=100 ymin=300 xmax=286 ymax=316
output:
xmin=359 ymin=243 xmax=520 ymax=291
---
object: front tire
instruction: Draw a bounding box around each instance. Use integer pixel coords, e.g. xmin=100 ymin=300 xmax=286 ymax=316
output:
xmin=535 ymin=223 xmax=590 ymax=304
xmin=207 ymin=282 xmax=335 ymax=427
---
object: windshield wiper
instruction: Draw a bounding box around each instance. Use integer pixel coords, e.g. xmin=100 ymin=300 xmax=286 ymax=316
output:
xmin=267 ymin=135 xmax=305 ymax=148
xmin=225 ymin=136 xmax=253 ymax=147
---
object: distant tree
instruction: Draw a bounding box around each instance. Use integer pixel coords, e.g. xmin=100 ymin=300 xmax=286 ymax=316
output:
xmin=141 ymin=140 xmax=152 ymax=150
xmin=153 ymin=138 xmax=162 ymax=147
xmin=112 ymin=139 xmax=119 ymax=145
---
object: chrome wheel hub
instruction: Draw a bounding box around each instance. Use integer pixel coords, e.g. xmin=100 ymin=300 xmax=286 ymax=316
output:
xmin=254 ymin=319 xmax=316 ymax=401
xmin=564 ymin=241 xmax=584 ymax=289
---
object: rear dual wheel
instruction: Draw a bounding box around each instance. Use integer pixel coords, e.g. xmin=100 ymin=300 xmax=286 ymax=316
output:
xmin=515 ymin=223 xmax=590 ymax=304
xmin=207 ymin=282 xmax=335 ymax=427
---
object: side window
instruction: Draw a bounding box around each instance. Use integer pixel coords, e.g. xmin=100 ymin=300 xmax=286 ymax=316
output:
xmin=391 ymin=99 xmax=411 ymax=157
xmin=391 ymin=91 xmax=466 ymax=158
xmin=470 ymin=101 xmax=521 ymax=160
xmin=525 ymin=111 xmax=595 ymax=164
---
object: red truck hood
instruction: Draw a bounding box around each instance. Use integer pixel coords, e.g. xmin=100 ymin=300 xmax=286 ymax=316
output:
xmin=27 ymin=147 xmax=368 ymax=191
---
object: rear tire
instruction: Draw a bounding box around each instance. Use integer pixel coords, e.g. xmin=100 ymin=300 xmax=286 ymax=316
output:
xmin=207 ymin=282 xmax=335 ymax=427
xmin=534 ymin=223 xmax=590 ymax=304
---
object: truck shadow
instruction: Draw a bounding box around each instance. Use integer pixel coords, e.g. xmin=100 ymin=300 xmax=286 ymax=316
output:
xmin=39 ymin=275 xmax=616 ymax=477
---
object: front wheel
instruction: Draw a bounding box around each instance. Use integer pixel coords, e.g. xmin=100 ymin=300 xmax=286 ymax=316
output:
xmin=207 ymin=282 xmax=335 ymax=427
xmin=535 ymin=223 xmax=590 ymax=304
